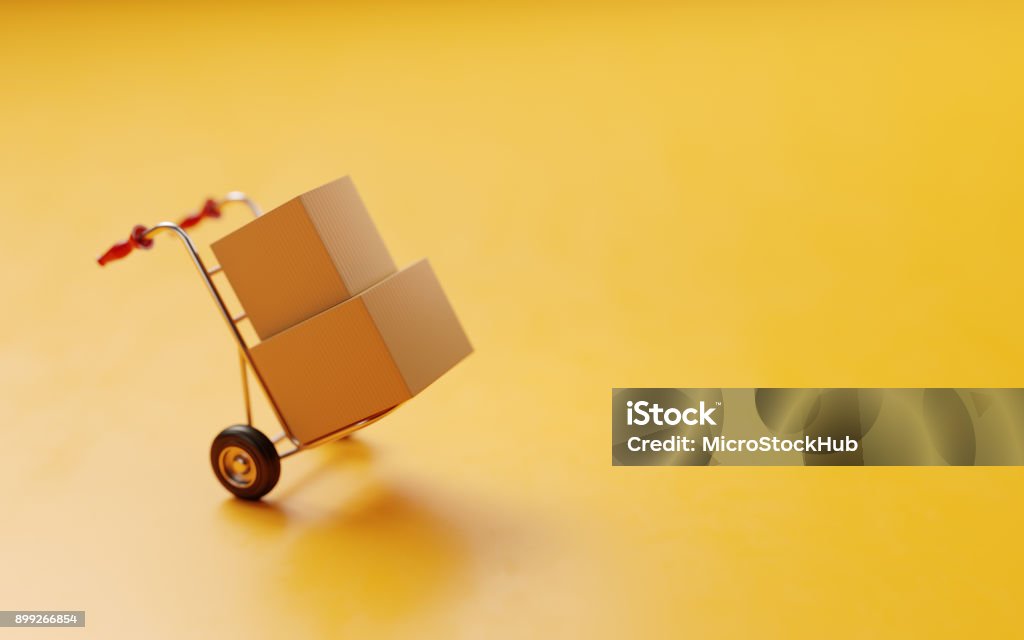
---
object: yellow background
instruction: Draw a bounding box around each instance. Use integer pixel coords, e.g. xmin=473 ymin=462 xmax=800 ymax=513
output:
xmin=2 ymin=2 xmax=1023 ymax=637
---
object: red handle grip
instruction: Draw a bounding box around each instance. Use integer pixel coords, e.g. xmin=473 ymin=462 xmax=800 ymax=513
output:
xmin=179 ymin=198 xmax=222 ymax=229
xmin=96 ymin=199 xmax=221 ymax=266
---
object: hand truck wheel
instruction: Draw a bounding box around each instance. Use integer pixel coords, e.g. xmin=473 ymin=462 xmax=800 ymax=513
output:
xmin=210 ymin=425 xmax=280 ymax=500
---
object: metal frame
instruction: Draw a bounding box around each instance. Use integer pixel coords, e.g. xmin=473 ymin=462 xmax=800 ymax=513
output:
xmin=137 ymin=191 xmax=397 ymax=460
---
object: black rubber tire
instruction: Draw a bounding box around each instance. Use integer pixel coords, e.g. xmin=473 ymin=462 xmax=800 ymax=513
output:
xmin=210 ymin=425 xmax=281 ymax=500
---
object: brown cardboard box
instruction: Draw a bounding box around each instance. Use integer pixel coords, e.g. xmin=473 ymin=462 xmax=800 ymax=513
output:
xmin=212 ymin=176 xmax=396 ymax=339
xmin=250 ymin=259 xmax=473 ymax=445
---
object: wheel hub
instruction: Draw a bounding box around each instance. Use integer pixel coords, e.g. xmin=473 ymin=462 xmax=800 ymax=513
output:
xmin=219 ymin=445 xmax=257 ymax=488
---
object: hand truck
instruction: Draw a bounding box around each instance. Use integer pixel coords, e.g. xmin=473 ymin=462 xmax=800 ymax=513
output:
xmin=97 ymin=193 xmax=397 ymax=500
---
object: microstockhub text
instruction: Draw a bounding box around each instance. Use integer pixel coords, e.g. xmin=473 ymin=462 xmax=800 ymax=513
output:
xmin=623 ymin=400 xmax=859 ymax=454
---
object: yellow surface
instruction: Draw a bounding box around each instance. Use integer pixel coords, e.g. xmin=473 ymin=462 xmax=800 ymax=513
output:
xmin=2 ymin=2 xmax=1023 ymax=637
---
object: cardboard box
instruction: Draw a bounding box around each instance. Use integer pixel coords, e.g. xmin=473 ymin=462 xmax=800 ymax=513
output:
xmin=212 ymin=176 xmax=396 ymax=339
xmin=251 ymin=259 xmax=473 ymax=445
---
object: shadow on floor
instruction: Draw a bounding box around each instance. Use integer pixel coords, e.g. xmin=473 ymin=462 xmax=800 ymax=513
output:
xmin=217 ymin=437 xmax=471 ymax=635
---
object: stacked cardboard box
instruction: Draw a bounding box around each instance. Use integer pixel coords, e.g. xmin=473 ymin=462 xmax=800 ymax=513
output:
xmin=212 ymin=176 xmax=472 ymax=445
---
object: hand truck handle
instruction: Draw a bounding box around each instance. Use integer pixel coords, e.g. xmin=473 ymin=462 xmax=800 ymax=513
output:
xmin=97 ymin=198 xmax=221 ymax=266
